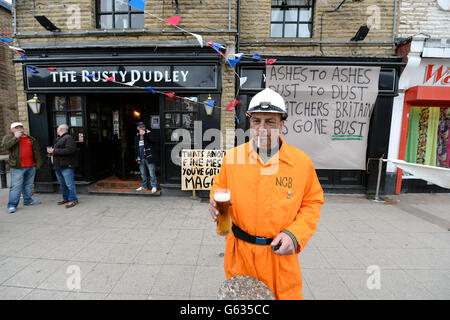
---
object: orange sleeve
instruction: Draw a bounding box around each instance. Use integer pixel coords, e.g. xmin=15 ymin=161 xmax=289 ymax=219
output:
xmin=285 ymin=159 xmax=324 ymax=253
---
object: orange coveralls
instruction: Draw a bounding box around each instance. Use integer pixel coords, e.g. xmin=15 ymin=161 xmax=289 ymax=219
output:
xmin=210 ymin=137 xmax=323 ymax=300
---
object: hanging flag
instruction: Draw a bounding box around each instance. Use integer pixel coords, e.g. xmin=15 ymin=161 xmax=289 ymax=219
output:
xmin=16 ymin=52 xmax=26 ymax=60
xmin=227 ymin=56 xmax=242 ymax=68
xmin=208 ymin=41 xmax=224 ymax=55
xmin=27 ymin=66 xmax=37 ymax=73
xmin=165 ymin=16 xmax=181 ymax=26
xmin=265 ymin=59 xmax=277 ymax=65
xmin=226 ymin=99 xmax=241 ymax=111
xmin=8 ymin=46 xmax=25 ymax=53
xmin=205 ymin=99 xmax=216 ymax=107
xmin=164 ymin=92 xmax=176 ymax=99
xmin=252 ymin=53 xmax=261 ymax=60
xmin=123 ymin=79 xmax=138 ymax=86
xmin=105 ymin=76 xmax=115 ymax=82
xmin=232 ymin=53 xmax=244 ymax=60
xmin=0 ymin=37 xmax=13 ymax=42
xmin=190 ymin=32 xmax=203 ymax=47
xmin=45 ymin=67 xmax=56 ymax=71
xmin=239 ymin=77 xmax=248 ymax=88
xmin=128 ymin=0 xmax=145 ymax=11
xmin=145 ymin=86 xmax=156 ymax=93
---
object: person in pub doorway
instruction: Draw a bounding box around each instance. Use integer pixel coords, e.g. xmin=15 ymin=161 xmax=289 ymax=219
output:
xmin=134 ymin=121 xmax=159 ymax=193
xmin=47 ymin=124 xmax=79 ymax=208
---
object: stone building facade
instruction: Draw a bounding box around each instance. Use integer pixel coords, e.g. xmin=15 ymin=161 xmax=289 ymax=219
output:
xmin=0 ymin=0 xmax=18 ymax=152
xmin=10 ymin=0 xmax=405 ymax=193
xmin=386 ymin=0 xmax=450 ymax=193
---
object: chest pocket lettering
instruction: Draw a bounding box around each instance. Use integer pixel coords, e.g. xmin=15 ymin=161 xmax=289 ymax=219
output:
xmin=275 ymin=176 xmax=292 ymax=188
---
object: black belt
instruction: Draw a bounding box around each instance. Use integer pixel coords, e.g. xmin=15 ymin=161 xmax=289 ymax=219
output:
xmin=232 ymin=224 xmax=273 ymax=245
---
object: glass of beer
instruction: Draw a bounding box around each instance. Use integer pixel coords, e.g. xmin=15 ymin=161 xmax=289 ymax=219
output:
xmin=214 ymin=188 xmax=231 ymax=236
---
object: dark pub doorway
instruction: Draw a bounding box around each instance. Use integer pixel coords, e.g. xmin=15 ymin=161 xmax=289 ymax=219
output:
xmin=86 ymin=93 xmax=160 ymax=181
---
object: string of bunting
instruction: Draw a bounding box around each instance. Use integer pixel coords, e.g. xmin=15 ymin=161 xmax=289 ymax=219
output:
xmin=0 ymin=0 xmax=280 ymax=118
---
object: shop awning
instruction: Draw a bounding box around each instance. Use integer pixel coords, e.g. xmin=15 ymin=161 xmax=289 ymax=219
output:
xmin=388 ymin=159 xmax=450 ymax=189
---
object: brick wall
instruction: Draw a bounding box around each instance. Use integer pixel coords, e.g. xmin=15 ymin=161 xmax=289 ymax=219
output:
xmin=0 ymin=6 xmax=18 ymax=152
xmin=397 ymin=0 xmax=450 ymax=39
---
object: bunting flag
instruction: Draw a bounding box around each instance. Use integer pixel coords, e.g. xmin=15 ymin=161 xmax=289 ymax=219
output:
xmin=165 ymin=16 xmax=181 ymax=26
xmin=190 ymin=32 xmax=203 ymax=47
xmin=265 ymin=58 xmax=277 ymax=65
xmin=0 ymin=30 xmax=13 ymax=34
xmin=123 ymin=79 xmax=138 ymax=86
xmin=205 ymin=99 xmax=216 ymax=107
xmin=226 ymin=99 xmax=240 ymax=111
xmin=239 ymin=77 xmax=248 ymax=88
xmin=227 ymin=56 xmax=242 ymax=68
xmin=27 ymin=66 xmax=37 ymax=73
xmin=252 ymin=53 xmax=261 ymax=60
xmin=0 ymin=37 xmax=13 ymax=42
xmin=105 ymin=76 xmax=115 ymax=82
xmin=16 ymin=52 xmax=27 ymax=60
xmin=164 ymin=92 xmax=176 ymax=99
xmin=45 ymin=67 xmax=56 ymax=71
xmin=145 ymin=86 xmax=155 ymax=93
xmin=208 ymin=41 xmax=224 ymax=55
xmin=128 ymin=0 xmax=145 ymax=11
xmin=8 ymin=45 xmax=24 ymax=53
xmin=86 ymin=73 xmax=95 ymax=78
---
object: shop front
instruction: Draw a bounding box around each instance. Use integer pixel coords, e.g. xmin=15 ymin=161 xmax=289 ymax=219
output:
xmin=20 ymin=47 xmax=222 ymax=192
xmin=236 ymin=56 xmax=403 ymax=194
xmin=390 ymin=58 xmax=450 ymax=193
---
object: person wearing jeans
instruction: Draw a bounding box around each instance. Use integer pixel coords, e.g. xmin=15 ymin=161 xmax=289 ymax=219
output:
xmin=54 ymin=168 xmax=78 ymax=205
xmin=134 ymin=122 xmax=159 ymax=193
xmin=2 ymin=122 xmax=43 ymax=214
xmin=139 ymin=159 xmax=158 ymax=191
xmin=47 ymin=124 xmax=79 ymax=208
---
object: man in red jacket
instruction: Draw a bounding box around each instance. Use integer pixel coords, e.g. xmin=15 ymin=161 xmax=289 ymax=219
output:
xmin=2 ymin=122 xmax=43 ymax=214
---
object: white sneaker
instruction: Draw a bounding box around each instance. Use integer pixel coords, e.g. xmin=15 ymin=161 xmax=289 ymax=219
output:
xmin=151 ymin=187 xmax=157 ymax=193
xmin=136 ymin=187 xmax=145 ymax=191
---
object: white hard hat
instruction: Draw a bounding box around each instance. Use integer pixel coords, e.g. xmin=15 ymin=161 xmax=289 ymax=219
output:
xmin=246 ymin=88 xmax=288 ymax=120
xmin=10 ymin=122 xmax=24 ymax=129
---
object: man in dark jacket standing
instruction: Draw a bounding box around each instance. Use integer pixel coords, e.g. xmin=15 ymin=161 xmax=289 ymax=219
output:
xmin=134 ymin=121 xmax=158 ymax=193
xmin=47 ymin=124 xmax=79 ymax=208
xmin=2 ymin=122 xmax=43 ymax=214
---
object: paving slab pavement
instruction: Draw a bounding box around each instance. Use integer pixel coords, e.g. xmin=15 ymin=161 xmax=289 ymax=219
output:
xmin=0 ymin=188 xmax=449 ymax=300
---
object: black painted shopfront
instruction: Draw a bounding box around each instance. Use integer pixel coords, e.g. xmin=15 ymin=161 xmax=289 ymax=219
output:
xmin=20 ymin=47 xmax=222 ymax=192
xmin=236 ymin=56 xmax=404 ymax=194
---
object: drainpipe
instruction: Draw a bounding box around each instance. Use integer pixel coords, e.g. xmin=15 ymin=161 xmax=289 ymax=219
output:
xmin=12 ymin=0 xmax=17 ymax=36
xmin=236 ymin=0 xmax=240 ymax=53
xmin=228 ymin=0 xmax=232 ymax=31
xmin=392 ymin=0 xmax=398 ymax=43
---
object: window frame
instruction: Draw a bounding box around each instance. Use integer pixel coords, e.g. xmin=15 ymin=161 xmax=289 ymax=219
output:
xmin=95 ymin=0 xmax=144 ymax=29
xmin=270 ymin=0 xmax=315 ymax=38
xmin=51 ymin=95 xmax=86 ymax=143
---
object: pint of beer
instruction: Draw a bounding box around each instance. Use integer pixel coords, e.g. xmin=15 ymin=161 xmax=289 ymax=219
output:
xmin=214 ymin=188 xmax=231 ymax=236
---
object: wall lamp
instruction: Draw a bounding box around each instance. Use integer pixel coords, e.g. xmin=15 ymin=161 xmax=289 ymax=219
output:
xmin=27 ymin=94 xmax=41 ymax=114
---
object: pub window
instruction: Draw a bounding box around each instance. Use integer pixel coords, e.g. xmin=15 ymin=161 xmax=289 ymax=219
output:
xmin=163 ymin=97 xmax=198 ymax=144
xmin=52 ymin=96 xmax=85 ymax=143
xmin=96 ymin=0 xmax=144 ymax=29
xmin=271 ymin=0 xmax=314 ymax=38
